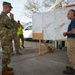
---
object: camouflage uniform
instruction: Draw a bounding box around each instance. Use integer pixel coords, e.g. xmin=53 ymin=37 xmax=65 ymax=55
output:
xmin=0 ymin=12 xmax=14 ymax=69
xmin=11 ymin=21 xmax=21 ymax=54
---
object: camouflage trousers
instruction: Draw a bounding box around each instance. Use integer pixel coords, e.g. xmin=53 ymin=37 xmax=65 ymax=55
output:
xmin=1 ymin=37 xmax=12 ymax=69
xmin=11 ymin=33 xmax=20 ymax=53
xmin=67 ymin=38 xmax=75 ymax=69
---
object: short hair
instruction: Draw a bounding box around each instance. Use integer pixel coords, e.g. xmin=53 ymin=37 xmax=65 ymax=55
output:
xmin=69 ymin=9 xmax=75 ymax=16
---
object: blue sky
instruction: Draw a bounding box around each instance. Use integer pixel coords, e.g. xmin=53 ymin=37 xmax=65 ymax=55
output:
xmin=0 ymin=0 xmax=31 ymax=23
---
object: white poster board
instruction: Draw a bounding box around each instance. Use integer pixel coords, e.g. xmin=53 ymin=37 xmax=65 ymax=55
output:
xmin=32 ymin=14 xmax=42 ymax=33
xmin=54 ymin=8 xmax=69 ymax=40
xmin=54 ymin=6 xmax=75 ymax=40
xmin=32 ymin=5 xmax=75 ymax=40
xmin=43 ymin=11 xmax=56 ymax=40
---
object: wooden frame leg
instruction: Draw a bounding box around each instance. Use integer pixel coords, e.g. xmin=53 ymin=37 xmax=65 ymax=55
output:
xmin=38 ymin=40 xmax=53 ymax=56
xmin=38 ymin=40 xmax=41 ymax=55
xmin=42 ymin=40 xmax=52 ymax=54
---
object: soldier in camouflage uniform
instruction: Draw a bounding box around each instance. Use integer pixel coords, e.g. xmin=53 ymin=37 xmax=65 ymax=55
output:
xmin=11 ymin=19 xmax=22 ymax=55
xmin=0 ymin=2 xmax=15 ymax=75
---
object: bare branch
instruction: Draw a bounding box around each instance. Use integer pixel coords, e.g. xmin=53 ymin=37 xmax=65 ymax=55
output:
xmin=24 ymin=0 xmax=75 ymax=18
xmin=24 ymin=0 xmax=42 ymax=18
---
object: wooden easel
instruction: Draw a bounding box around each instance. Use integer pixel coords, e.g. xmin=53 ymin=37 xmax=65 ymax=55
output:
xmin=32 ymin=0 xmax=66 ymax=55
xmin=33 ymin=32 xmax=52 ymax=56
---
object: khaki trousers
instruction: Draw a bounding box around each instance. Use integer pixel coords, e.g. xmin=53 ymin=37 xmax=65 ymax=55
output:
xmin=67 ymin=38 xmax=75 ymax=69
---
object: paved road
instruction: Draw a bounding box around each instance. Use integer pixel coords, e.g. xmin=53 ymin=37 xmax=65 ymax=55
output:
xmin=0 ymin=41 xmax=73 ymax=75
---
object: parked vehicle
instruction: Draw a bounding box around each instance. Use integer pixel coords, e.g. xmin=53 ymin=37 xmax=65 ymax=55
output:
xmin=23 ymin=25 xmax=32 ymax=40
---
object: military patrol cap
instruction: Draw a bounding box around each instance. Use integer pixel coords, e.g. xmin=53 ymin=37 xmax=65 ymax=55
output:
xmin=3 ymin=1 xmax=13 ymax=8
